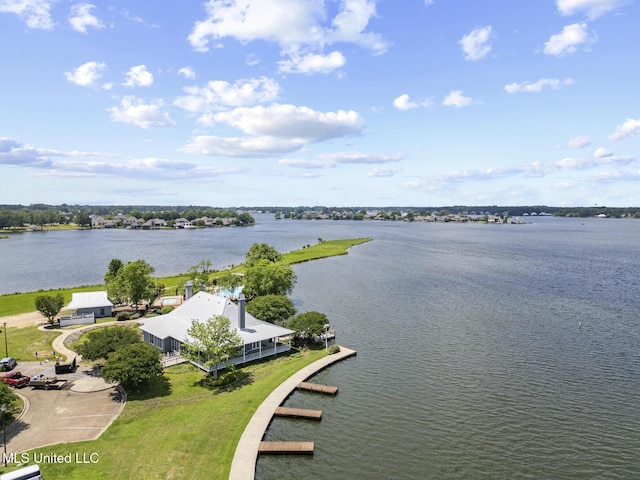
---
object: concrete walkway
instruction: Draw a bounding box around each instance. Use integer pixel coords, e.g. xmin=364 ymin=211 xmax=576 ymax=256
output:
xmin=40 ymin=319 xmax=142 ymax=361
xmin=229 ymin=346 xmax=357 ymax=480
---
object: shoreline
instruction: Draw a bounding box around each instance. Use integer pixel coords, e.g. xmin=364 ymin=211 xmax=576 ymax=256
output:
xmin=229 ymin=346 xmax=357 ymax=480
xmin=0 ymin=237 xmax=372 ymax=317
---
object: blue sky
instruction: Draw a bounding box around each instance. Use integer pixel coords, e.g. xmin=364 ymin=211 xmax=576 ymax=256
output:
xmin=1 ymin=0 xmax=639 ymax=207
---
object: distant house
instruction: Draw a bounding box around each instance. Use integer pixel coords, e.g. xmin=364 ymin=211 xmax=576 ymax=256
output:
xmin=140 ymin=292 xmax=294 ymax=371
xmin=174 ymin=218 xmax=194 ymax=229
xmin=66 ymin=291 xmax=114 ymax=318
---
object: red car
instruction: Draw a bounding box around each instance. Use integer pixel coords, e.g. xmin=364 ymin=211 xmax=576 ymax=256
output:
xmin=2 ymin=371 xmax=30 ymax=388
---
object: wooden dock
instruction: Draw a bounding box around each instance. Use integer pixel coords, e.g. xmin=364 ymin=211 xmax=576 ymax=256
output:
xmin=274 ymin=406 xmax=322 ymax=420
xmin=297 ymin=381 xmax=339 ymax=395
xmin=258 ymin=441 xmax=314 ymax=455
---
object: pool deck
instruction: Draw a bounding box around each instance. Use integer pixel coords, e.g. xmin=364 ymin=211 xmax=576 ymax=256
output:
xmin=229 ymin=346 xmax=357 ymax=480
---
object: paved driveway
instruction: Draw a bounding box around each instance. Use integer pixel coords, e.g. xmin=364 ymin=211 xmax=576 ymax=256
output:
xmin=5 ymin=361 xmax=125 ymax=454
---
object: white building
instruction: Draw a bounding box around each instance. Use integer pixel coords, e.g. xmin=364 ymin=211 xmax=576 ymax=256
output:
xmin=140 ymin=292 xmax=294 ymax=371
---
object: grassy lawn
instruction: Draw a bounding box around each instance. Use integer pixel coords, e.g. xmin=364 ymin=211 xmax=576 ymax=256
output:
xmin=15 ymin=348 xmax=327 ymax=480
xmin=0 ymin=238 xmax=371 ymax=318
xmin=3 ymin=325 xmax=59 ymax=361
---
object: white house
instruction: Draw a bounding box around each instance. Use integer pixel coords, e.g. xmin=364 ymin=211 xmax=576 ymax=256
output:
xmin=139 ymin=292 xmax=294 ymax=371
xmin=66 ymin=291 xmax=114 ymax=318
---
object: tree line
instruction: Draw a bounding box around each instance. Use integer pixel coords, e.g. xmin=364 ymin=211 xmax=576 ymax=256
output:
xmin=0 ymin=205 xmax=254 ymax=229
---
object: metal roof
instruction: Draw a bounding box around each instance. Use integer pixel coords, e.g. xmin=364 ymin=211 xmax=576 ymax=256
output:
xmin=66 ymin=291 xmax=113 ymax=309
xmin=139 ymin=291 xmax=293 ymax=345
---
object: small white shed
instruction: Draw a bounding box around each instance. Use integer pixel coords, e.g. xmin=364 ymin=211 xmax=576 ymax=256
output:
xmin=66 ymin=291 xmax=114 ymax=318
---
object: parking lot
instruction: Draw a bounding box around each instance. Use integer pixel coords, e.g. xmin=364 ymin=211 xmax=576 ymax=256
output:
xmin=5 ymin=361 xmax=125 ymax=453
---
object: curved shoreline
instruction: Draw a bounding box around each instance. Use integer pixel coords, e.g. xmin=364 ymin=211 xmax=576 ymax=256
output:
xmin=229 ymin=346 xmax=357 ymax=480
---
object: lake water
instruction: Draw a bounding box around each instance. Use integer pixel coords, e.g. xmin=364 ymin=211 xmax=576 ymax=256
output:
xmin=2 ymin=216 xmax=640 ymax=479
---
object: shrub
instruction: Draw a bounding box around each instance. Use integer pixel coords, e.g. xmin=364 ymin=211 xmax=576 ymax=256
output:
xmin=161 ymin=306 xmax=175 ymax=314
xmin=116 ymin=312 xmax=131 ymax=321
xmin=327 ymin=345 xmax=341 ymax=354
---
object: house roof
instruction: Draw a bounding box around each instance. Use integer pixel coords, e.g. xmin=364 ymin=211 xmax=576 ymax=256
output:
xmin=139 ymin=291 xmax=293 ymax=346
xmin=66 ymin=291 xmax=113 ymax=310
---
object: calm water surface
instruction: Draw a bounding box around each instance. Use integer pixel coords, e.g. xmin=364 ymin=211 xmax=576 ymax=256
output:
xmin=2 ymin=216 xmax=639 ymax=479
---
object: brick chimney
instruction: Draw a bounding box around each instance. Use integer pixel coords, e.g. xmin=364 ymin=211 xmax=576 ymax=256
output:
xmin=238 ymin=294 xmax=246 ymax=330
xmin=185 ymin=280 xmax=193 ymax=300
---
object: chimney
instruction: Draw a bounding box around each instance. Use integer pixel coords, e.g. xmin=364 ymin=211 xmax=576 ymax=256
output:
xmin=238 ymin=294 xmax=246 ymax=330
xmin=185 ymin=280 xmax=193 ymax=300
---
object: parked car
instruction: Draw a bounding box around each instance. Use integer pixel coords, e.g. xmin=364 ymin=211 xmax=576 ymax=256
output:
xmin=0 ymin=357 xmax=17 ymax=371
xmin=1 ymin=371 xmax=30 ymax=388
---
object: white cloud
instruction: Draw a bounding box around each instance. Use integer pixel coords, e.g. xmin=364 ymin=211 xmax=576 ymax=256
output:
xmin=0 ymin=137 xmax=116 ymax=168
xmin=182 ymin=135 xmax=303 ymax=157
xmin=174 ymin=77 xmax=280 ymax=113
xmin=279 ymin=151 xmax=404 ymax=169
xmin=393 ymin=94 xmax=431 ymax=111
xmin=213 ymin=104 xmax=363 ymax=142
xmin=188 ymin=0 xmax=387 ymax=63
xmin=505 ymin=77 xmax=574 ymax=93
xmin=557 ymin=0 xmax=629 ymax=19
xmin=318 ymin=151 xmax=405 ymax=164
xmin=68 ymin=3 xmax=104 ymax=34
xmin=424 ymin=0 xmax=434 ymax=5
xmin=459 ymin=26 xmax=492 ymax=61
xmin=178 ymin=67 xmax=196 ymax=80
xmin=403 ymin=153 xmax=638 ymax=191
xmin=278 ymin=158 xmax=332 ymax=169
xmin=184 ymin=105 xmax=364 ymax=158
xmin=109 ymin=96 xmax=176 ymax=129
xmin=566 ymin=135 xmax=591 ymax=148
xmin=544 ymin=23 xmax=595 ymax=56
xmin=278 ymin=51 xmax=346 ymax=75
xmin=0 ymin=137 xmax=241 ymax=181
xmin=246 ymin=54 xmax=260 ymax=66
xmin=609 ymin=118 xmax=640 ymax=141
xmin=593 ymin=147 xmax=613 ymax=158
xmin=368 ymin=167 xmax=397 ymax=177
xmin=442 ymin=90 xmax=473 ymax=108
xmin=64 ymin=61 xmax=107 ymax=87
xmin=0 ymin=0 xmax=54 ymax=29
xmin=123 ymin=65 xmax=154 ymax=87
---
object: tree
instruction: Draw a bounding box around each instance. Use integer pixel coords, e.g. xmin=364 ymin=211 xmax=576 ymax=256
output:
xmin=0 ymin=382 xmax=17 ymax=408
xmin=104 ymin=258 xmax=123 ymax=284
xmin=102 ymin=342 xmax=162 ymax=390
xmin=244 ymin=243 xmax=283 ymax=267
xmin=188 ymin=260 xmax=213 ymax=293
xmin=75 ymin=326 xmax=141 ymax=361
xmin=236 ymin=212 xmax=255 ymax=225
xmin=106 ymin=259 xmax=156 ymax=308
xmin=288 ymin=311 xmax=328 ymax=346
xmin=35 ymin=293 xmax=65 ymax=325
xmin=246 ymin=295 xmax=296 ymax=324
xmin=216 ymin=273 xmax=243 ymax=292
xmin=75 ymin=212 xmax=91 ymax=227
xmin=181 ymin=315 xmax=243 ymax=379
xmin=243 ymin=259 xmax=297 ymax=298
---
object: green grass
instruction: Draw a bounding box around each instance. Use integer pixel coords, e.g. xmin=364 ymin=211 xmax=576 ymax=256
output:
xmin=11 ymin=348 xmax=327 ymax=480
xmin=3 ymin=325 xmax=60 ymax=361
xmin=0 ymin=238 xmax=372 ymax=317
xmin=0 ymin=285 xmax=103 ymax=317
xmin=282 ymin=238 xmax=371 ymax=265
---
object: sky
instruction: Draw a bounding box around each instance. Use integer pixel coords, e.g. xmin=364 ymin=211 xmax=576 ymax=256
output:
xmin=1 ymin=0 xmax=639 ymax=207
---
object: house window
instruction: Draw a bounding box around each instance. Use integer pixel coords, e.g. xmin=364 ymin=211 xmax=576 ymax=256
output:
xmin=247 ymin=341 xmax=260 ymax=351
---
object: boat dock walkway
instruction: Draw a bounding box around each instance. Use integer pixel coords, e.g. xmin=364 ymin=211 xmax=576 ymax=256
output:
xmin=229 ymin=346 xmax=357 ymax=480
xmin=258 ymin=441 xmax=315 ymax=454
xmin=297 ymin=381 xmax=339 ymax=395
xmin=274 ymin=406 xmax=322 ymax=420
